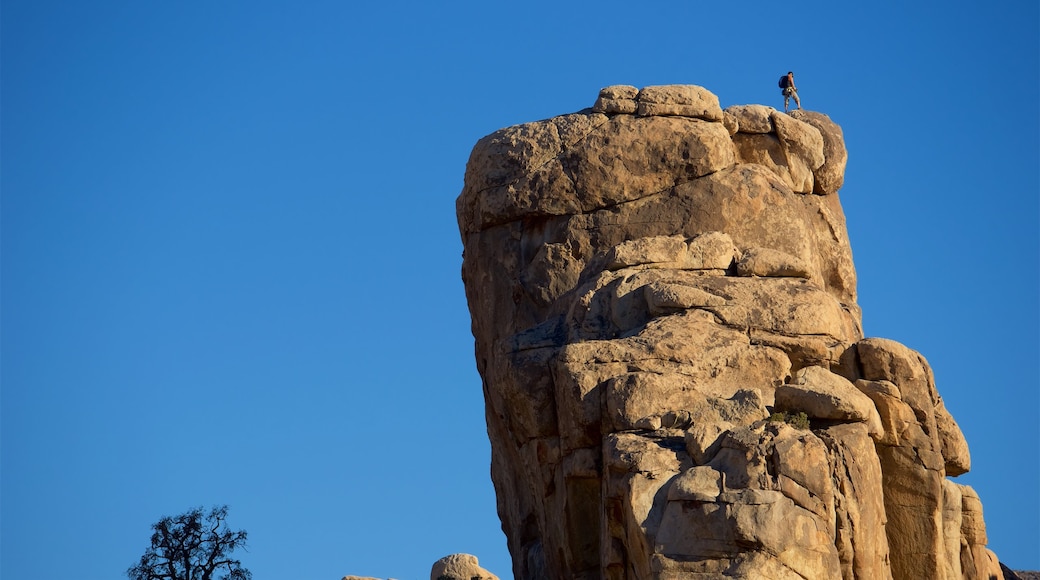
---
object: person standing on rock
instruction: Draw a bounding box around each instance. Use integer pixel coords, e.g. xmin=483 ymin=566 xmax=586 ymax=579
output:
xmin=779 ymin=71 xmax=801 ymax=112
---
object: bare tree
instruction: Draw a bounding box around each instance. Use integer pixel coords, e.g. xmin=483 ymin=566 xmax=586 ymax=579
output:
xmin=127 ymin=505 xmax=251 ymax=580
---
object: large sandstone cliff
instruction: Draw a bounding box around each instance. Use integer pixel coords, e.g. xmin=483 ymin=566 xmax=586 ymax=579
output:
xmin=456 ymin=85 xmax=1004 ymax=580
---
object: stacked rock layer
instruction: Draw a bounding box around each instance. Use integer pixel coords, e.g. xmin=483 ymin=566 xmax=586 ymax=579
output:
xmin=456 ymin=85 xmax=1003 ymax=580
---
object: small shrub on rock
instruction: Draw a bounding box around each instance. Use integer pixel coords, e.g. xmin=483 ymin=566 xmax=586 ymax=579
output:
xmin=768 ymin=411 xmax=810 ymax=430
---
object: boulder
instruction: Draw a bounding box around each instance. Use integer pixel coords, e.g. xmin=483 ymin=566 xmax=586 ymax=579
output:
xmin=735 ymin=246 xmax=812 ymax=279
xmin=430 ymin=554 xmax=499 ymax=580
xmin=593 ymin=84 xmax=639 ymax=114
xmin=635 ymin=84 xmax=724 ymax=120
xmin=790 ymin=109 xmax=848 ymax=194
xmin=724 ymin=104 xmax=776 ymax=133
xmin=774 ymin=366 xmax=883 ymax=436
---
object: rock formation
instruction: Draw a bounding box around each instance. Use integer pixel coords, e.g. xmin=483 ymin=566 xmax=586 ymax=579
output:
xmin=456 ymin=85 xmax=1006 ymax=580
xmin=430 ymin=553 xmax=500 ymax=580
xmin=340 ymin=553 xmax=498 ymax=580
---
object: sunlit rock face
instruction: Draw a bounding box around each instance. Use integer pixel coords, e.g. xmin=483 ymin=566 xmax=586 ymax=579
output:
xmin=456 ymin=85 xmax=1003 ymax=580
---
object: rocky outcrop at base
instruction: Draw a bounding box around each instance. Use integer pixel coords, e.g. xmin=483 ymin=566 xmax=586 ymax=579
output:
xmin=340 ymin=553 xmax=498 ymax=580
xmin=457 ymin=85 xmax=1005 ymax=579
xmin=1004 ymin=568 xmax=1040 ymax=580
xmin=430 ymin=553 xmax=499 ymax=580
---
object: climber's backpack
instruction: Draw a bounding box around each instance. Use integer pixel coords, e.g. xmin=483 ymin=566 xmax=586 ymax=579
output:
xmin=778 ymin=75 xmax=790 ymax=89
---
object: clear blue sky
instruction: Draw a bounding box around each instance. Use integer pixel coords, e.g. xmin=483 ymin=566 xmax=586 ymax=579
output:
xmin=2 ymin=1 xmax=1036 ymax=578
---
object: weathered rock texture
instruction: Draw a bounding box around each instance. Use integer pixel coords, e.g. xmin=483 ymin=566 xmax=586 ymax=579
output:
xmin=457 ymin=85 xmax=1004 ymax=580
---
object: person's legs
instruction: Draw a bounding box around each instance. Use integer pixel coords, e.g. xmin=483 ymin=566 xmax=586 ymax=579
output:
xmin=792 ymin=90 xmax=801 ymax=110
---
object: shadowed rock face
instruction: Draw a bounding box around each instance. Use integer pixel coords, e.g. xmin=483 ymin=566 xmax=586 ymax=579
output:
xmin=456 ymin=85 xmax=1003 ymax=580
